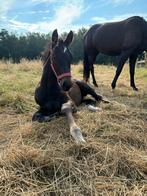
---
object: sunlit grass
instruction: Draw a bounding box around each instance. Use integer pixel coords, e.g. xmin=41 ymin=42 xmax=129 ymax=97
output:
xmin=0 ymin=59 xmax=147 ymax=195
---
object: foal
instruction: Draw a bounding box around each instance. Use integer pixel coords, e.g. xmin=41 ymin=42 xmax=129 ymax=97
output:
xmin=33 ymin=29 xmax=106 ymax=143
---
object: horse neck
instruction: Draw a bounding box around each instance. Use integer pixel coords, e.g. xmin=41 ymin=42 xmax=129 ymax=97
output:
xmin=40 ymin=56 xmax=59 ymax=88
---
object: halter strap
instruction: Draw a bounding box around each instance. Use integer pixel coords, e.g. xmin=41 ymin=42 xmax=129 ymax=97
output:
xmin=50 ymin=62 xmax=71 ymax=81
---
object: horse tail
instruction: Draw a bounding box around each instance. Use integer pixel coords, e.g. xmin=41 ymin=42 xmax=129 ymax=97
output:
xmin=83 ymin=48 xmax=90 ymax=82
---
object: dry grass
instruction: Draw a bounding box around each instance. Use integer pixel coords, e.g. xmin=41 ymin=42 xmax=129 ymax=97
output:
xmin=0 ymin=59 xmax=147 ymax=196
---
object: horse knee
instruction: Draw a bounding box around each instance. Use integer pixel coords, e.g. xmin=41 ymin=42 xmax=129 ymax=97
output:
xmin=61 ymin=101 xmax=72 ymax=114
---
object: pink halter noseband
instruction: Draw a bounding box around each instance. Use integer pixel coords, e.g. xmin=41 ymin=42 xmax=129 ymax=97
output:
xmin=50 ymin=62 xmax=71 ymax=81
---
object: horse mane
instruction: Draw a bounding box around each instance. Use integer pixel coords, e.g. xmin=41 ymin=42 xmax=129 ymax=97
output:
xmin=41 ymin=43 xmax=51 ymax=65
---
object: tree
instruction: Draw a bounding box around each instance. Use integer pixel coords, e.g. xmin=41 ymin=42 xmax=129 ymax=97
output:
xmin=0 ymin=28 xmax=119 ymax=65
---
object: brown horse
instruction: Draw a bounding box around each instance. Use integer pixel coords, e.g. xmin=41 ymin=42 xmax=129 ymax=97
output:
xmin=83 ymin=16 xmax=147 ymax=90
xmin=33 ymin=29 xmax=107 ymax=143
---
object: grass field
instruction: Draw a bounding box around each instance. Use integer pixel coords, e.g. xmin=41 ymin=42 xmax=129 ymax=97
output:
xmin=0 ymin=59 xmax=147 ymax=195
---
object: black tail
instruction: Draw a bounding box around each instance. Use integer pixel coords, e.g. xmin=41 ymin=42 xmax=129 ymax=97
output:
xmin=83 ymin=49 xmax=90 ymax=82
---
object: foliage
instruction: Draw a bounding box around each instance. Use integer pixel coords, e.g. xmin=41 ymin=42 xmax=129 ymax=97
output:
xmin=0 ymin=28 xmax=118 ymax=65
xmin=0 ymin=29 xmax=50 ymax=63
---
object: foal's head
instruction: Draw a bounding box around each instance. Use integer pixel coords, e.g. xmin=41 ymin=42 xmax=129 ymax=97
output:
xmin=49 ymin=29 xmax=74 ymax=91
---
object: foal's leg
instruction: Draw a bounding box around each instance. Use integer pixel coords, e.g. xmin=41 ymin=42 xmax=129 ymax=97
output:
xmin=129 ymin=54 xmax=138 ymax=91
xmin=32 ymin=101 xmax=61 ymax=122
xmin=111 ymin=49 xmax=134 ymax=89
xmin=61 ymin=101 xmax=85 ymax=143
xmin=75 ymin=81 xmax=103 ymax=102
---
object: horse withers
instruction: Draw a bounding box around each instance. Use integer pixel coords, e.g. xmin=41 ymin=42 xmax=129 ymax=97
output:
xmin=33 ymin=29 xmax=107 ymax=143
xmin=83 ymin=16 xmax=147 ymax=90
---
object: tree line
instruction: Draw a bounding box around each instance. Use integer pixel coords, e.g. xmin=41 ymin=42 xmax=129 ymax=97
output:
xmin=0 ymin=28 xmax=118 ymax=65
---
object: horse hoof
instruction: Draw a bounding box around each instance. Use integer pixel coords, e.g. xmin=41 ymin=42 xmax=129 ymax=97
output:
xmin=131 ymin=85 xmax=138 ymax=91
xmin=32 ymin=112 xmax=44 ymax=122
xmin=70 ymin=126 xmax=86 ymax=144
xmin=111 ymin=83 xmax=116 ymax=89
xmin=87 ymin=105 xmax=102 ymax=112
xmin=93 ymin=83 xmax=98 ymax=87
xmin=83 ymin=78 xmax=89 ymax=84
xmin=102 ymin=98 xmax=110 ymax=103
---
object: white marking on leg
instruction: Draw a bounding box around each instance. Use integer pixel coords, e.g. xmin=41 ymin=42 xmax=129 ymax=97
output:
xmin=87 ymin=105 xmax=102 ymax=112
xmin=70 ymin=125 xmax=85 ymax=144
xmin=61 ymin=101 xmax=85 ymax=143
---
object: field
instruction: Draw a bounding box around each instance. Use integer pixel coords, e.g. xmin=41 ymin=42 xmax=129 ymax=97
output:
xmin=0 ymin=59 xmax=147 ymax=196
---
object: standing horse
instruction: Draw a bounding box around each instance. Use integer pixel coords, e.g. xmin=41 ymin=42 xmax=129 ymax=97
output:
xmin=83 ymin=16 xmax=147 ymax=90
xmin=33 ymin=29 xmax=106 ymax=143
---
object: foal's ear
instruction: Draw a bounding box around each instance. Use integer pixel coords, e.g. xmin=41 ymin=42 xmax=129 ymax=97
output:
xmin=64 ymin=31 xmax=73 ymax=46
xmin=52 ymin=29 xmax=58 ymax=48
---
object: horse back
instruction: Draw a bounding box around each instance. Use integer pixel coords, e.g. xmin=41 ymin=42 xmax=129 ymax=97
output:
xmin=85 ymin=16 xmax=145 ymax=55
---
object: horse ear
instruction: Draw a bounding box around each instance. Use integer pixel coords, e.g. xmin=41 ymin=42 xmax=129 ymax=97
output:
xmin=52 ymin=29 xmax=58 ymax=48
xmin=64 ymin=31 xmax=73 ymax=46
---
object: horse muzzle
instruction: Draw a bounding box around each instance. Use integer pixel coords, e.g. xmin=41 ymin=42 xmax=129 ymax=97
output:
xmin=60 ymin=77 xmax=73 ymax=91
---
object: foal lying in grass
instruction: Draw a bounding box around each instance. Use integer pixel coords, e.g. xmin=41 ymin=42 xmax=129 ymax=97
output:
xmin=33 ymin=29 xmax=108 ymax=143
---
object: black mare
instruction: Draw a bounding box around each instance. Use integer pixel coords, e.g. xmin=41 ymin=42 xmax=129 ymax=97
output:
xmin=33 ymin=29 xmax=106 ymax=143
xmin=83 ymin=16 xmax=147 ymax=90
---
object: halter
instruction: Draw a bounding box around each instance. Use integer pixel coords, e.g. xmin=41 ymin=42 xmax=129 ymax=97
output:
xmin=43 ymin=48 xmax=71 ymax=81
xmin=50 ymin=61 xmax=71 ymax=81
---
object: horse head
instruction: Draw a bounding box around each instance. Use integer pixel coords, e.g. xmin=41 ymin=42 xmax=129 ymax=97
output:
xmin=49 ymin=29 xmax=74 ymax=91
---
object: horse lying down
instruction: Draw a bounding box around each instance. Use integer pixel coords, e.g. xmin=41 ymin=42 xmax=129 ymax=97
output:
xmin=32 ymin=29 xmax=109 ymax=143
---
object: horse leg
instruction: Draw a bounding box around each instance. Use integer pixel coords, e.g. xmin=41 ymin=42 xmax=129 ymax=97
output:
xmin=83 ymin=49 xmax=98 ymax=87
xmin=129 ymin=55 xmax=138 ymax=91
xmin=61 ymin=100 xmax=85 ymax=143
xmin=83 ymin=50 xmax=90 ymax=83
xmin=88 ymin=53 xmax=98 ymax=87
xmin=111 ymin=49 xmax=133 ymax=89
xmin=91 ymin=64 xmax=98 ymax=87
xmin=32 ymin=100 xmax=61 ymax=122
xmin=32 ymin=108 xmax=45 ymax=122
xmin=75 ymin=81 xmax=109 ymax=103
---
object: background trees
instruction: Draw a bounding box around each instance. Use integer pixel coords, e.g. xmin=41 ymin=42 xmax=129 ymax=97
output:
xmin=0 ymin=28 xmax=118 ymax=65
